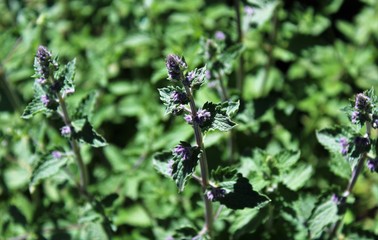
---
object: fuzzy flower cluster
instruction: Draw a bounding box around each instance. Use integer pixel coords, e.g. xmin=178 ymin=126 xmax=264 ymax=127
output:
xmin=171 ymin=90 xmax=188 ymax=104
xmin=184 ymin=109 xmax=211 ymax=126
xmin=173 ymin=143 xmax=193 ymax=161
xmin=35 ymin=46 xmax=53 ymax=84
xmin=166 ymin=54 xmax=187 ymax=82
xmin=206 ymin=187 xmax=226 ymax=201
xmin=351 ymin=93 xmax=371 ymax=124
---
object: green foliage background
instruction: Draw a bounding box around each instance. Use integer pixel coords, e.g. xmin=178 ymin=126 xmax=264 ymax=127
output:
xmin=1 ymin=0 xmax=378 ymax=239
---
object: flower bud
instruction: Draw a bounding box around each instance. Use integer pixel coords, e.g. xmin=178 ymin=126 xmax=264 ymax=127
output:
xmin=338 ymin=137 xmax=349 ymax=156
xmin=166 ymin=54 xmax=187 ymax=81
xmin=60 ymin=125 xmax=72 ymax=137
xmin=206 ymin=187 xmax=226 ymax=201
xmin=173 ymin=142 xmax=193 ymax=161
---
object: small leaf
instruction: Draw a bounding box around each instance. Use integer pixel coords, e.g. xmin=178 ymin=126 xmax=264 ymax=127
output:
xmin=190 ymin=66 xmax=207 ymax=89
xmin=219 ymin=43 xmax=244 ymax=74
xmin=74 ymin=118 xmax=107 ymax=147
xmin=60 ymin=58 xmax=76 ymax=96
xmin=153 ymin=142 xmax=200 ymax=192
xmin=74 ymin=91 xmax=99 ymax=120
xmin=29 ymin=152 xmax=69 ymax=192
xmin=211 ymin=167 xmax=270 ymax=210
xmin=281 ymin=164 xmax=313 ymax=191
xmin=308 ymin=200 xmax=338 ymax=239
xmin=21 ymin=83 xmax=48 ymax=119
xmin=200 ymin=101 xmax=237 ymax=133
xmin=275 ymin=150 xmax=301 ymax=170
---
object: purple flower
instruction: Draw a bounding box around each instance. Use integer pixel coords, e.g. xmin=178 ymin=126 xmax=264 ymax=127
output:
xmin=40 ymin=95 xmax=50 ymax=106
xmin=63 ymin=87 xmax=75 ymax=97
xmin=36 ymin=46 xmax=52 ymax=80
xmin=184 ymin=114 xmax=193 ymax=124
xmin=171 ymin=90 xmax=188 ymax=104
xmin=339 ymin=137 xmax=349 ymax=156
xmin=331 ymin=194 xmax=339 ymax=203
xmin=37 ymin=78 xmax=47 ymax=84
xmin=367 ymin=159 xmax=377 ymax=172
xmin=52 ymin=151 xmax=63 ymax=159
xmin=244 ymin=6 xmax=255 ymax=16
xmin=206 ymin=187 xmax=226 ymax=201
xmin=60 ymin=125 xmax=72 ymax=137
xmin=173 ymin=143 xmax=192 ymax=161
xmin=351 ymin=111 xmax=359 ymax=124
xmin=166 ymin=54 xmax=187 ymax=81
xmin=195 ymin=109 xmax=211 ymax=125
xmin=214 ymin=31 xmax=226 ymax=41
xmin=354 ymin=93 xmax=370 ymax=111
xmin=183 ymin=70 xmax=195 ymax=86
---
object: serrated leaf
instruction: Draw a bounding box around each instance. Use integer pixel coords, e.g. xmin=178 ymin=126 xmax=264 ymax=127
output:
xmin=190 ymin=66 xmax=207 ymax=89
xmin=74 ymin=91 xmax=98 ymax=120
xmin=21 ymin=83 xmax=48 ymax=119
xmin=308 ymin=200 xmax=338 ymax=239
xmin=281 ymin=164 xmax=313 ymax=191
xmin=153 ymin=143 xmax=200 ymax=192
xmin=74 ymin=118 xmax=107 ymax=147
xmin=29 ymin=152 xmax=69 ymax=192
xmin=229 ymin=207 xmax=269 ymax=238
xmin=200 ymin=101 xmax=237 ymax=133
xmin=60 ymin=58 xmax=76 ymax=96
xmin=211 ymin=167 xmax=270 ymax=210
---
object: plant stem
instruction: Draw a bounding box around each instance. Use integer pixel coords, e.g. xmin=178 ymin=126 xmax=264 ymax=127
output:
xmin=57 ymin=94 xmax=89 ymax=192
xmin=233 ymin=0 xmax=244 ymax=92
xmin=184 ymin=85 xmax=213 ymax=236
xmin=328 ymin=122 xmax=371 ymax=239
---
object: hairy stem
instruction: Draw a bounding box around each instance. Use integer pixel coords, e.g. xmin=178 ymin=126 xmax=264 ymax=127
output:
xmin=328 ymin=122 xmax=371 ymax=239
xmin=57 ymin=94 xmax=89 ymax=191
xmin=184 ymin=85 xmax=213 ymax=236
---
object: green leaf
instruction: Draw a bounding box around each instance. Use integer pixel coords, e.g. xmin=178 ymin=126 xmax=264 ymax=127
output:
xmin=153 ymin=142 xmax=200 ymax=192
xmin=308 ymin=200 xmax=338 ymax=239
xmin=219 ymin=43 xmax=244 ymax=74
xmin=74 ymin=118 xmax=107 ymax=147
xmin=74 ymin=91 xmax=99 ymax=120
xmin=21 ymin=83 xmax=48 ymax=119
xmin=171 ymin=226 xmax=202 ymax=240
xmin=200 ymin=101 xmax=237 ymax=133
xmin=281 ymin=164 xmax=313 ymax=191
xmin=275 ymin=150 xmax=301 ymax=170
xmin=60 ymin=58 xmax=76 ymax=96
xmin=211 ymin=167 xmax=270 ymax=210
xmin=189 ymin=66 xmax=207 ymax=89
xmin=29 ymin=152 xmax=69 ymax=192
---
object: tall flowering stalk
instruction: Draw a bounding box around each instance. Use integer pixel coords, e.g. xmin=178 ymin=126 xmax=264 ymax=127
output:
xmin=22 ymin=46 xmax=106 ymax=193
xmin=317 ymin=89 xmax=378 ymax=239
xmin=154 ymin=54 xmax=269 ymax=238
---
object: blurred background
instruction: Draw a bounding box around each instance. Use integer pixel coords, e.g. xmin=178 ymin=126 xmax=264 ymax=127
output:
xmin=1 ymin=0 xmax=378 ymax=239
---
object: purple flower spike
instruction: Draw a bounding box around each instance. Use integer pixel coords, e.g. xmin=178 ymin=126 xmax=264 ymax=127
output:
xmin=339 ymin=137 xmax=349 ymax=156
xmin=214 ymin=31 xmax=226 ymax=41
xmin=354 ymin=93 xmax=370 ymax=111
xmin=351 ymin=111 xmax=359 ymax=124
xmin=52 ymin=151 xmax=63 ymax=159
xmin=195 ymin=109 xmax=211 ymax=125
xmin=60 ymin=125 xmax=72 ymax=137
xmin=173 ymin=143 xmax=192 ymax=161
xmin=171 ymin=90 xmax=188 ymax=104
xmin=166 ymin=54 xmax=187 ymax=81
